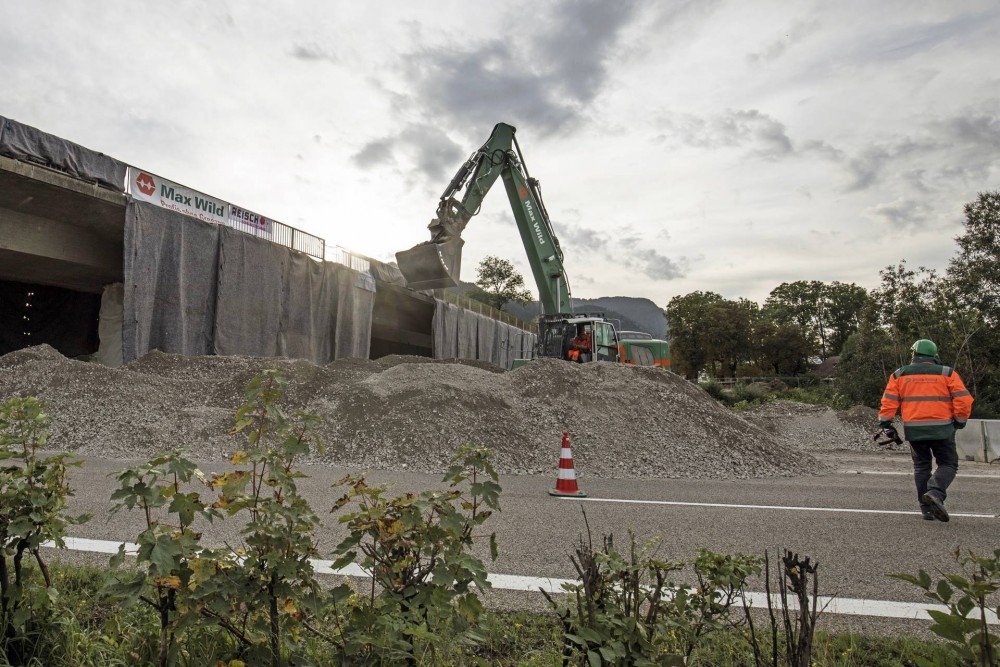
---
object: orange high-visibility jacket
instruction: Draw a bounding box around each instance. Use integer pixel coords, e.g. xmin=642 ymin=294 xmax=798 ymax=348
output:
xmin=879 ymin=360 xmax=974 ymax=441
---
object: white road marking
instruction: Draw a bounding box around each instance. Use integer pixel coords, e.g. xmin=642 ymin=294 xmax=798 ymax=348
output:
xmin=559 ymin=496 xmax=998 ymax=518
xmin=45 ymin=536 xmax=998 ymax=624
xmin=839 ymin=470 xmax=1000 ymax=478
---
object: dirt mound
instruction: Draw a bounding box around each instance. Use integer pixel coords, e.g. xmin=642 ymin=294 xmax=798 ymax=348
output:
xmin=740 ymin=400 xmax=879 ymax=452
xmin=0 ymin=345 xmax=824 ymax=479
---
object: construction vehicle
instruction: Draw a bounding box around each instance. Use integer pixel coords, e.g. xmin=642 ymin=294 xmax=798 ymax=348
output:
xmin=395 ymin=122 xmax=669 ymax=368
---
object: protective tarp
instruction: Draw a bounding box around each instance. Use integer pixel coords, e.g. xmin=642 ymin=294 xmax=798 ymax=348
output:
xmin=476 ymin=314 xmax=497 ymax=364
xmin=123 ymin=201 xmax=220 ymax=362
xmin=278 ymin=253 xmax=335 ymax=363
xmin=519 ymin=329 xmax=537 ymax=362
xmin=367 ymin=257 xmax=406 ymax=286
xmin=0 ymin=116 xmax=127 ymax=192
xmin=456 ymin=307 xmax=478 ymax=359
xmin=0 ymin=279 xmax=100 ymax=358
xmin=331 ymin=264 xmax=376 ymax=360
xmin=499 ymin=323 xmax=523 ymax=369
xmin=95 ymin=283 xmax=124 ymax=367
xmin=214 ymin=227 xmax=287 ymax=357
xmin=431 ymin=300 xmax=459 ymax=359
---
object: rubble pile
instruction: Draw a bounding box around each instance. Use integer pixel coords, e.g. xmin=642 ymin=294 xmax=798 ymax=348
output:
xmin=0 ymin=345 xmax=828 ymax=479
xmin=740 ymin=400 xmax=880 ymax=452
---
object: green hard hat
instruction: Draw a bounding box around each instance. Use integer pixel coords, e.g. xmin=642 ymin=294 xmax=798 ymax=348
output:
xmin=911 ymin=339 xmax=938 ymax=356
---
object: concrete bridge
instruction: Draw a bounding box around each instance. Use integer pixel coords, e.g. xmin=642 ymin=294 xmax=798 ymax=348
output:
xmin=0 ymin=116 xmax=533 ymax=366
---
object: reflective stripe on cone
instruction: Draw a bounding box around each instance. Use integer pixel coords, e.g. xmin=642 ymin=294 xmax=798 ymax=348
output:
xmin=550 ymin=431 xmax=586 ymax=497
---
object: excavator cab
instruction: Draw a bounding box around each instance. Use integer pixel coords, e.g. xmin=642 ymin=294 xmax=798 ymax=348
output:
xmin=537 ymin=315 xmax=620 ymax=363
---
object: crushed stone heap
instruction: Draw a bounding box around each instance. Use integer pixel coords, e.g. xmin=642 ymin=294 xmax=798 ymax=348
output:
xmin=0 ymin=345 xmax=825 ymax=479
xmin=739 ymin=400 xmax=880 ymax=452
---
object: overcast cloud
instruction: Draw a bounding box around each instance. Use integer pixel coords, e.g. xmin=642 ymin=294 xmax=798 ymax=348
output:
xmin=1 ymin=0 xmax=998 ymax=306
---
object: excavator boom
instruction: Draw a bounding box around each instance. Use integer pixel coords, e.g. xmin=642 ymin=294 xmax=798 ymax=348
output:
xmin=395 ymin=123 xmax=572 ymax=314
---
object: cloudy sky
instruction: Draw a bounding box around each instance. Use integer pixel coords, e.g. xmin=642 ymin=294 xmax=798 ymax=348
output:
xmin=3 ymin=1 xmax=998 ymax=305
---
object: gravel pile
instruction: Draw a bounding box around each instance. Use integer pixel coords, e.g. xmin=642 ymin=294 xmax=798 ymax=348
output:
xmin=0 ymin=345 xmax=824 ymax=479
xmin=739 ymin=400 xmax=881 ymax=452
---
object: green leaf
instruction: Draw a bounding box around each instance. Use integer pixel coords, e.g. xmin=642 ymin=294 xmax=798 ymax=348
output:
xmin=936 ymin=578 xmax=954 ymax=604
xmin=927 ymin=609 xmax=970 ymax=643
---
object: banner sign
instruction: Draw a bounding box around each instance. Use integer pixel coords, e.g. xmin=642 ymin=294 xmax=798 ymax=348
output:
xmin=229 ymin=205 xmax=274 ymax=238
xmin=127 ymin=167 xmax=228 ymax=225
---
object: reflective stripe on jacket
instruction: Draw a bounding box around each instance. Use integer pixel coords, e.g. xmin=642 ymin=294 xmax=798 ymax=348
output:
xmin=879 ymin=361 xmax=974 ymax=441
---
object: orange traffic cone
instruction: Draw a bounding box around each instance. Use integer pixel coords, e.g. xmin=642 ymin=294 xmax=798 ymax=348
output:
xmin=549 ymin=432 xmax=587 ymax=497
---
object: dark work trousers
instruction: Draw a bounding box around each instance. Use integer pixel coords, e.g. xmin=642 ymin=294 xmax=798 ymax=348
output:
xmin=909 ymin=437 xmax=959 ymax=509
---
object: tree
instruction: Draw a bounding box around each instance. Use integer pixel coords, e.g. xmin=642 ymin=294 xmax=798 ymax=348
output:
xmin=466 ymin=256 xmax=533 ymax=311
xmin=764 ymin=280 xmax=869 ymax=359
xmin=949 ymin=190 xmax=1000 ymax=325
xmin=704 ymin=298 xmax=756 ymax=379
xmin=665 ymin=291 xmax=724 ymax=379
xmin=823 ymin=282 xmax=871 ymax=357
xmin=755 ymin=319 xmax=815 ymax=376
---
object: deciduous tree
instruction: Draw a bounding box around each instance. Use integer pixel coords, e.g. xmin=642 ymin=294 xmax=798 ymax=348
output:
xmin=467 ymin=256 xmax=533 ymax=311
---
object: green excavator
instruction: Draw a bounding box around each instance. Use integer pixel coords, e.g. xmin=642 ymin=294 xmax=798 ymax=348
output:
xmin=395 ymin=122 xmax=669 ymax=368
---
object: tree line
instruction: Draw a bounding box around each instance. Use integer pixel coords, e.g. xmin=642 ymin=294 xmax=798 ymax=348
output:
xmin=665 ymin=191 xmax=1000 ymax=418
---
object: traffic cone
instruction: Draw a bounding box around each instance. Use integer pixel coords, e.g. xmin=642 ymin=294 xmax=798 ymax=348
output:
xmin=549 ymin=432 xmax=587 ymax=497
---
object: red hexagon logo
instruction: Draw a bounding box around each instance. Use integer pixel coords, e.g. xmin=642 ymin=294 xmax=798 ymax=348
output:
xmin=135 ymin=172 xmax=156 ymax=196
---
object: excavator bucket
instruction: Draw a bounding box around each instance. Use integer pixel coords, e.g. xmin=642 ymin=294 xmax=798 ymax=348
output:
xmin=394 ymin=238 xmax=465 ymax=290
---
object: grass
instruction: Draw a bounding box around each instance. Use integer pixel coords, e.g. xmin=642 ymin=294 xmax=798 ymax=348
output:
xmin=0 ymin=562 xmax=960 ymax=666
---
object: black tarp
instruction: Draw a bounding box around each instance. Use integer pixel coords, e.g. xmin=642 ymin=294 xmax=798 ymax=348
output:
xmin=331 ymin=265 xmax=376 ymax=360
xmin=0 ymin=116 xmax=127 ymax=192
xmin=367 ymin=257 xmax=406 ymax=286
xmin=123 ymin=201 xmax=221 ymax=362
xmin=213 ymin=227 xmax=375 ymax=363
xmin=214 ymin=227 xmax=287 ymax=358
xmin=0 ymin=279 xmax=101 ymax=358
xmin=278 ymin=252 xmax=335 ymax=361
xmin=430 ymin=298 xmax=535 ymax=369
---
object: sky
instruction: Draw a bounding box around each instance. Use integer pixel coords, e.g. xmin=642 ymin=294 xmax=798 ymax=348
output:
xmin=2 ymin=1 xmax=998 ymax=306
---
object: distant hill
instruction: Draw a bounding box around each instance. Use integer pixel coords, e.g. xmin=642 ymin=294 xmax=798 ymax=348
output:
xmin=447 ymin=284 xmax=668 ymax=339
xmin=572 ymin=297 xmax=669 ymax=339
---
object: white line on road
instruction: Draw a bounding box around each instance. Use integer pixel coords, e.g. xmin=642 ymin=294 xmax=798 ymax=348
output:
xmin=558 ymin=496 xmax=998 ymax=518
xmin=45 ymin=537 xmax=998 ymax=624
xmin=839 ymin=470 xmax=1000 ymax=479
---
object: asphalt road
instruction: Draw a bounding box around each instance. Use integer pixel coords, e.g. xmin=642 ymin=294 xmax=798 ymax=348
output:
xmin=45 ymin=448 xmax=1000 ymax=633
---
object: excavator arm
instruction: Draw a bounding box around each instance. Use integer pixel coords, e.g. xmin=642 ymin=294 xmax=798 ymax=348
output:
xmin=395 ymin=123 xmax=572 ymax=315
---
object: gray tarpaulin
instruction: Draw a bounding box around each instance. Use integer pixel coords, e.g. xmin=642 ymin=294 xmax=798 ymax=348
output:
xmin=432 ymin=300 xmax=459 ymax=359
xmin=214 ymin=227 xmax=287 ymax=357
xmin=215 ymin=228 xmax=374 ymax=363
xmin=124 ymin=201 xmax=220 ymax=362
xmin=498 ymin=323 xmax=518 ymax=369
xmin=367 ymin=258 xmax=406 ymax=286
xmin=95 ymin=283 xmax=124 ymax=367
xmin=331 ymin=264 xmax=376 ymax=360
xmin=476 ymin=314 xmax=497 ymax=364
xmin=514 ymin=329 xmax=538 ymax=359
xmin=0 ymin=116 xmax=127 ymax=192
xmin=431 ymin=298 xmax=536 ymax=367
xmin=456 ymin=307 xmax=478 ymax=359
xmin=278 ymin=253 xmax=335 ymax=362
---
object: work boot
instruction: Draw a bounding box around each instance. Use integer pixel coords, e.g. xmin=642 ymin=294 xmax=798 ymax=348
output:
xmin=921 ymin=511 xmax=934 ymax=521
xmin=921 ymin=493 xmax=950 ymax=522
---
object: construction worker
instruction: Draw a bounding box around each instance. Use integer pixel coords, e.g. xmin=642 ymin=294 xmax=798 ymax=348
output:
xmin=879 ymin=339 xmax=974 ymax=522
xmin=567 ymin=325 xmax=592 ymax=362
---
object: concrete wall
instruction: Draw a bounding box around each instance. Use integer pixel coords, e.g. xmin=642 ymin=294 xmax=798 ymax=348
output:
xmin=955 ymin=419 xmax=1000 ymax=463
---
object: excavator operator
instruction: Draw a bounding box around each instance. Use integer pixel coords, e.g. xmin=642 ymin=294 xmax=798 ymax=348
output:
xmin=567 ymin=324 xmax=592 ymax=363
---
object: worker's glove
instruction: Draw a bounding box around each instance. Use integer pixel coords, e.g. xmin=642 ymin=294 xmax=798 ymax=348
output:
xmin=952 ymin=420 xmax=966 ymax=430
